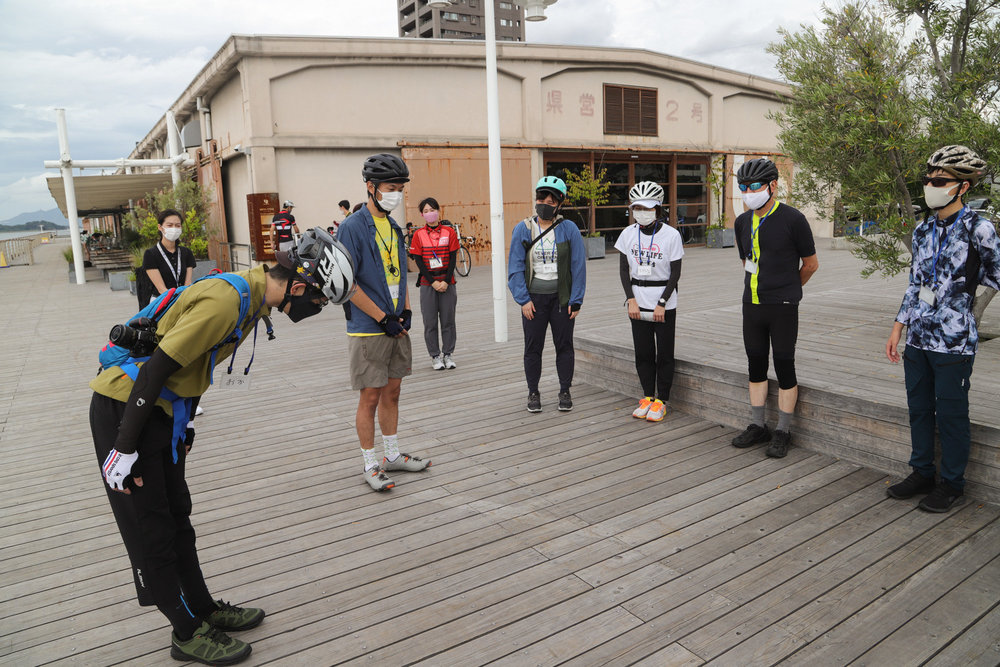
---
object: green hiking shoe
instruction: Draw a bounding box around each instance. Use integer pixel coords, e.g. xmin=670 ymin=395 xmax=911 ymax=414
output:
xmin=207 ymin=599 xmax=265 ymax=632
xmin=170 ymin=621 xmax=251 ymax=665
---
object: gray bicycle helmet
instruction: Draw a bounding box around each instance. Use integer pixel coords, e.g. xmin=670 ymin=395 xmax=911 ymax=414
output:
xmin=927 ymin=145 xmax=987 ymax=185
xmin=737 ymin=158 xmax=779 ymax=184
xmin=277 ymin=228 xmax=356 ymax=304
xmin=362 ymin=153 xmax=410 ymax=184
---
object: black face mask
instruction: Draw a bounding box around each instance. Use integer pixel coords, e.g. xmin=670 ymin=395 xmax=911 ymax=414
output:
xmin=285 ymin=294 xmax=324 ymax=322
xmin=535 ymin=203 xmax=558 ymax=221
xmin=278 ymin=279 xmax=325 ymax=322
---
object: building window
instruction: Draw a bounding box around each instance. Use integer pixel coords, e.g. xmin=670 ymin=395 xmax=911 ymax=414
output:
xmin=442 ymin=11 xmax=459 ymax=20
xmin=603 ymin=84 xmax=657 ymax=136
xmin=500 ymin=1 xmax=514 ymax=8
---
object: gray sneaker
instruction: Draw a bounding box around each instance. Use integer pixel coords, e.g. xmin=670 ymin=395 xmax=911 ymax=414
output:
xmin=382 ymin=453 xmax=431 ymax=472
xmin=432 ymin=355 xmax=445 ymax=370
xmin=443 ymin=354 xmax=457 ymax=369
xmin=363 ymin=466 xmax=394 ymax=491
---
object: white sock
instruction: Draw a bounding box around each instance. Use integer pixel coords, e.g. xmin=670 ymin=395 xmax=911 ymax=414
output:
xmin=362 ymin=447 xmax=379 ymax=471
xmin=383 ymin=434 xmax=400 ymax=462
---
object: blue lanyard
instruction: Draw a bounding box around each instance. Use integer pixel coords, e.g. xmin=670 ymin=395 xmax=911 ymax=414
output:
xmin=427 ymin=227 xmax=442 ymax=263
xmin=636 ymin=222 xmax=658 ymax=265
xmin=750 ymin=202 xmax=778 ymax=263
xmin=929 ymin=208 xmax=964 ymax=286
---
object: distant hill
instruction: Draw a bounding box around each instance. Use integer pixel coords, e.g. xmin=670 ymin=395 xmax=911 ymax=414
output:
xmin=1 ymin=220 xmax=68 ymax=232
xmin=0 ymin=208 xmax=69 ymax=227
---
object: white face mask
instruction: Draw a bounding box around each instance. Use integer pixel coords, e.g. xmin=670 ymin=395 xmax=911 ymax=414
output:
xmin=923 ymin=183 xmax=960 ymax=210
xmin=377 ymin=190 xmax=403 ymax=211
xmin=633 ymin=210 xmax=657 ymax=226
xmin=741 ymin=187 xmax=771 ymax=211
xmin=162 ymin=227 xmax=182 ymax=242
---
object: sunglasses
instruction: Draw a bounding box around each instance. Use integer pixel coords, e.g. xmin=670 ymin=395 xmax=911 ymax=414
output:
xmin=921 ymin=176 xmax=959 ymax=187
xmin=737 ymin=181 xmax=769 ymax=192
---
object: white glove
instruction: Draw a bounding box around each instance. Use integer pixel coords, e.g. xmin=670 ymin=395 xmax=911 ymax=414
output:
xmin=102 ymin=449 xmax=139 ymax=491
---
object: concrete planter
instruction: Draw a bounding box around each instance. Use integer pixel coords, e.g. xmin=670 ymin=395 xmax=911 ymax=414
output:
xmin=585 ymin=236 xmax=605 ymax=259
xmin=108 ymin=270 xmax=131 ymax=291
xmin=192 ymin=259 xmax=218 ymax=280
xmin=706 ymin=228 xmax=735 ymax=248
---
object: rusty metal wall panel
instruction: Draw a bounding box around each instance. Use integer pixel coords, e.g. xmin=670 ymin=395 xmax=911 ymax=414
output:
xmin=402 ymin=146 xmax=533 ymax=267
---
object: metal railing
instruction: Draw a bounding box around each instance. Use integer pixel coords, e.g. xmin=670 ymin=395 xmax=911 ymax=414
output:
xmin=0 ymin=236 xmax=39 ymax=266
xmin=219 ymin=242 xmax=254 ymax=272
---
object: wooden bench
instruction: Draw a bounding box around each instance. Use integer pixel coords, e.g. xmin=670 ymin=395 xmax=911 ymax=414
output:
xmin=89 ymin=249 xmax=134 ymax=278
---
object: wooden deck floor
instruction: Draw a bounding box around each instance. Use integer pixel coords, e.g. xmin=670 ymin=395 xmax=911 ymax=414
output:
xmin=1 ymin=238 xmax=998 ymax=666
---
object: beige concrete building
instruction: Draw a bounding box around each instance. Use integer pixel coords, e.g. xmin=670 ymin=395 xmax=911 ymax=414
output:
xmin=399 ymin=0 xmax=526 ymax=41
xmin=132 ymin=35 xmax=813 ymax=270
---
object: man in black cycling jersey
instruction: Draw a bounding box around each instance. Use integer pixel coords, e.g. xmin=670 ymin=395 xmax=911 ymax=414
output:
xmin=269 ymin=200 xmax=299 ymax=253
xmin=731 ymin=158 xmax=819 ymax=458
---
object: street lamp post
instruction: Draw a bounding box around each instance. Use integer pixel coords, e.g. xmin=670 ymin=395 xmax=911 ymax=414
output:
xmin=427 ymin=0 xmax=557 ymax=343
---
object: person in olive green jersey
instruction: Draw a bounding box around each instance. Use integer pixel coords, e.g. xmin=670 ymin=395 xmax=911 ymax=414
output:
xmin=90 ymin=229 xmax=355 ymax=666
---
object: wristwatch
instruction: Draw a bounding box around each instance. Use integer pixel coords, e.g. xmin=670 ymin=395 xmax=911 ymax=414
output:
xmin=657 ymin=298 xmax=667 ymax=306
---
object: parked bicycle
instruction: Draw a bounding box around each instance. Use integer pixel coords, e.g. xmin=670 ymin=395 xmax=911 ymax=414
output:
xmin=450 ymin=221 xmax=474 ymax=277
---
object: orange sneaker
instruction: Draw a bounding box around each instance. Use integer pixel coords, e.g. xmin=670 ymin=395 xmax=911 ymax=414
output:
xmin=632 ymin=397 xmax=654 ymax=419
xmin=645 ymin=399 xmax=667 ymax=422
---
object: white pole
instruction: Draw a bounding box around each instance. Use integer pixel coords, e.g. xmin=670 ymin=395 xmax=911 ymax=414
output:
xmin=56 ymin=109 xmax=86 ymax=285
xmin=166 ymin=110 xmax=182 ymax=187
xmin=485 ymin=0 xmax=507 ymax=343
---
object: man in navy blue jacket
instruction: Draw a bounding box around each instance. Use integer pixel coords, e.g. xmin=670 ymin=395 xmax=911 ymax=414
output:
xmin=337 ymin=154 xmax=431 ymax=491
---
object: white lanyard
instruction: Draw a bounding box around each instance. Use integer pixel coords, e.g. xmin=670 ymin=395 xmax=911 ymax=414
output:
xmin=157 ymin=243 xmax=182 ymax=284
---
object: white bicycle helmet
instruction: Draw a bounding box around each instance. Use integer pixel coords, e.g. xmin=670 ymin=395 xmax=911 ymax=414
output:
xmin=282 ymin=200 xmax=295 ymax=209
xmin=629 ymin=181 xmax=664 ymax=208
xmin=927 ymin=145 xmax=987 ymax=184
xmin=278 ymin=228 xmax=356 ymax=304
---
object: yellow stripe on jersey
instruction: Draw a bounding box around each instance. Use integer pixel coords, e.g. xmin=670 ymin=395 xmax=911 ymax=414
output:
xmin=749 ymin=200 xmax=780 ymax=305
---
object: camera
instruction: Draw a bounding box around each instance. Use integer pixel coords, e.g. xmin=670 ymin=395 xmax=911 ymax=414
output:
xmin=108 ymin=317 xmax=159 ymax=358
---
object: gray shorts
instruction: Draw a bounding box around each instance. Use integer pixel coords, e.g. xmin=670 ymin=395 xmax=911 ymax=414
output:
xmin=347 ymin=334 xmax=413 ymax=390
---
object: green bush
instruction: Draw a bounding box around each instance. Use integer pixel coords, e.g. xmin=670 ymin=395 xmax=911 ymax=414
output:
xmin=124 ymin=179 xmax=212 ymax=259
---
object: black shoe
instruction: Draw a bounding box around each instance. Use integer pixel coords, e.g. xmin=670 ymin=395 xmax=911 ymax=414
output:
xmin=527 ymin=392 xmax=542 ymax=413
xmin=765 ymin=430 xmax=791 ymax=458
xmin=918 ymin=483 xmax=965 ymax=512
xmin=558 ymin=391 xmax=573 ymax=411
xmin=886 ymin=471 xmax=936 ymax=499
xmin=732 ymin=423 xmax=770 ymax=448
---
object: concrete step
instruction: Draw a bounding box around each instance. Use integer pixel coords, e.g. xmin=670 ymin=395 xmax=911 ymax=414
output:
xmin=576 ymin=335 xmax=1000 ymax=505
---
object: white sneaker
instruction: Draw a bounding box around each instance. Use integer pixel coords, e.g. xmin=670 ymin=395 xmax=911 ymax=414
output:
xmin=195 ymin=405 xmax=205 ymax=416
xmin=363 ymin=466 xmax=394 ymax=491
xmin=443 ymin=354 xmax=456 ymax=369
xmin=432 ymin=355 xmax=445 ymax=370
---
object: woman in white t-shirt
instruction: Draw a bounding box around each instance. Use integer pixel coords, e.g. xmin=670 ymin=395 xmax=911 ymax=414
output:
xmin=613 ymin=181 xmax=685 ymax=422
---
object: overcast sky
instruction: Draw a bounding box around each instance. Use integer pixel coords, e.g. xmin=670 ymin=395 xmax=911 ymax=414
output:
xmin=0 ymin=0 xmax=833 ymax=221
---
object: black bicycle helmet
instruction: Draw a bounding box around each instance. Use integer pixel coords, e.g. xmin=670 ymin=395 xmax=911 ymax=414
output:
xmin=362 ymin=153 xmax=410 ymax=184
xmin=276 ymin=228 xmax=356 ymax=304
xmin=737 ymin=158 xmax=779 ymax=184
xmin=927 ymin=145 xmax=987 ymax=185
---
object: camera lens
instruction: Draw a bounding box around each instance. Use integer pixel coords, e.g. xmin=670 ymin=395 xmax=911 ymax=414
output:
xmin=109 ymin=323 xmax=137 ymax=349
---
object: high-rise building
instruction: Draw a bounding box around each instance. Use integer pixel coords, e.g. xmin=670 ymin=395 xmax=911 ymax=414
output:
xmin=398 ymin=0 xmax=526 ymax=41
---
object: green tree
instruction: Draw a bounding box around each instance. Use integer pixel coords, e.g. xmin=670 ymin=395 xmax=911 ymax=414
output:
xmin=123 ymin=179 xmax=212 ymax=259
xmin=769 ymin=0 xmax=999 ymax=319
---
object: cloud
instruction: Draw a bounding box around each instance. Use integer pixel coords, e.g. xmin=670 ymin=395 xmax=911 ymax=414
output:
xmin=0 ymin=0 xmax=831 ymax=219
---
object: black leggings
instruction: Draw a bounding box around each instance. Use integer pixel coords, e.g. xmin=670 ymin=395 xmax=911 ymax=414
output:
xmin=630 ymin=310 xmax=677 ymax=400
xmin=742 ymin=303 xmax=799 ymax=389
xmin=90 ymin=393 xmax=214 ymax=637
